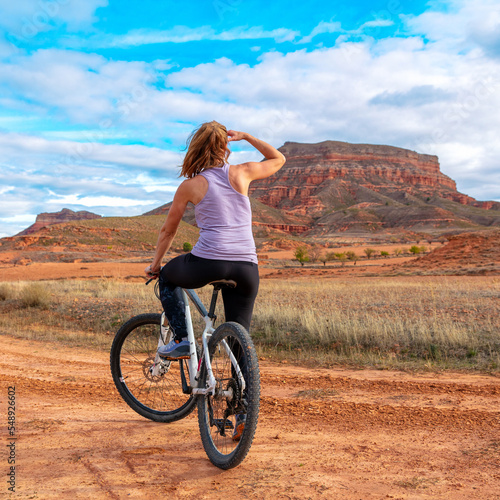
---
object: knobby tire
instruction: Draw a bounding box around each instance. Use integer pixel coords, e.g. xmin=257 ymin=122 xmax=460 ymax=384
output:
xmin=197 ymin=322 xmax=260 ymax=469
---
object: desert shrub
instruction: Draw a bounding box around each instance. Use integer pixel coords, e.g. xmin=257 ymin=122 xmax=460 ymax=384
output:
xmin=183 ymin=242 xmax=193 ymax=252
xmin=409 ymin=245 xmax=421 ymax=255
xmin=19 ymin=283 xmax=51 ymax=308
xmin=380 ymin=251 xmax=389 ymax=257
xmin=364 ymin=248 xmax=376 ymax=259
xmin=0 ymin=284 xmax=13 ymax=301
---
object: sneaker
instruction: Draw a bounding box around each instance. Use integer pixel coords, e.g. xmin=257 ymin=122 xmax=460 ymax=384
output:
xmin=232 ymin=414 xmax=246 ymax=441
xmin=157 ymin=339 xmax=190 ymax=360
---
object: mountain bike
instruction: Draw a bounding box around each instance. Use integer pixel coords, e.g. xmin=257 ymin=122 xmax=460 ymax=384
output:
xmin=109 ymin=278 xmax=260 ymax=469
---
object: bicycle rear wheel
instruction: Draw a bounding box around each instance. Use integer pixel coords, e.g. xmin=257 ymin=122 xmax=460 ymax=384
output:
xmin=197 ymin=322 xmax=260 ymax=469
xmin=110 ymin=313 xmax=197 ymax=422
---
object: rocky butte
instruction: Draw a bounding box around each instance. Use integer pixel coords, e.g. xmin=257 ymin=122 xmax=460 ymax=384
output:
xmin=17 ymin=208 xmax=101 ymax=236
xmin=249 ymin=141 xmax=500 ymax=235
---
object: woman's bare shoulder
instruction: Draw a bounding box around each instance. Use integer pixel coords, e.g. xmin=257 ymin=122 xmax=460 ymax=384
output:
xmin=178 ymin=174 xmax=208 ymax=204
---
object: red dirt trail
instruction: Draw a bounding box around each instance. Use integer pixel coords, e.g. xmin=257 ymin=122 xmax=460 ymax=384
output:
xmin=1 ymin=334 xmax=499 ymax=499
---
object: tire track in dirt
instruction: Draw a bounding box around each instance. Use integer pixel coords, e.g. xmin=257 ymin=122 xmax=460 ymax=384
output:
xmin=263 ymin=373 xmax=500 ymax=397
xmin=1 ymin=372 xmax=498 ymax=432
xmin=260 ymin=396 xmax=500 ymax=429
xmin=81 ymin=460 xmax=121 ymax=500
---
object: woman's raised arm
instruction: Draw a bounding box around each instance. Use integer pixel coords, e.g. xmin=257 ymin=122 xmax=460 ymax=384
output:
xmin=228 ymin=130 xmax=286 ymax=182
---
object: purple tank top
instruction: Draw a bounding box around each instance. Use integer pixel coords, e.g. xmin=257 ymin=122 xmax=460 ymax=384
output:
xmin=191 ymin=163 xmax=257 ymax=264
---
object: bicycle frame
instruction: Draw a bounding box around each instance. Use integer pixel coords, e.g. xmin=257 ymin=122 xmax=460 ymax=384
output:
xmin=166 ymin=288 xmax=246 ymax=397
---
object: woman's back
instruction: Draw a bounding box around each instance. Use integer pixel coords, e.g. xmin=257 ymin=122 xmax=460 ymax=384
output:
xmin=191 ymin=164 xmax=257 ymax=264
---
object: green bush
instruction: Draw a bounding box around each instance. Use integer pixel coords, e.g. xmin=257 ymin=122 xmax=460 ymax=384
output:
xmin=294 ymin=246 xmax=309 ymax=266
xmin=19 ymin=283 xmax=51 ymax=309
xmin=183 ymin=242 xmax=193 ymax=252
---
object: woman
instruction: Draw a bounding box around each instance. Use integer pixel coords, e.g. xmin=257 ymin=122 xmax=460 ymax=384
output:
xmin=144 ymin=121 xmax=285 ymax=360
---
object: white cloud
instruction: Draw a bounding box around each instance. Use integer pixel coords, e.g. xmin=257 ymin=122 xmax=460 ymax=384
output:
xmin=403 ymin=0 xmax=500 ymax=57
xmin=0 ymin=213 xmax=37 ymax=224
xmin=0 ymin=0 xmax=108 ymax=40
xmin=87 ymin=25 xmax=300 ymax=48
xmin=46 ymin=194 xmax=153 ymax=207
xmin=360 ymin=19 xmax=394 ymax=29
xmin=0 ymin=186 xmax=15 ymax=195
xmin=298 ymin=21 xmax=342 ymax=44
xmin=0 ymin=131 xmax=182 ymax=169
xmin=0 ymin=49 xmax=152 ymax=123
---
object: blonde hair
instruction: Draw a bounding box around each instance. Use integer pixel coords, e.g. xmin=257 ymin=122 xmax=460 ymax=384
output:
xmin=180 ymin=121 xmax=230 ymax=178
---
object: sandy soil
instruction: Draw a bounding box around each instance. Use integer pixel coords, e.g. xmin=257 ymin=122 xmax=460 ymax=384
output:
xmin=1 ymin=334 xmax=499 ymax=499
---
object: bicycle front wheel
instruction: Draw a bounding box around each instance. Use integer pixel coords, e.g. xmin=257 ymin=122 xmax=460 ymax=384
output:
xmin=197 ymin=322 xmax=260 ymax=469
xmin=110 ymin=313 xmax=197 ymax=422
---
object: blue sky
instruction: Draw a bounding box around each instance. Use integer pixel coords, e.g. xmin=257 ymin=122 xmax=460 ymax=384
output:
xmin=0 ymin=0 xmax=499 ymax=236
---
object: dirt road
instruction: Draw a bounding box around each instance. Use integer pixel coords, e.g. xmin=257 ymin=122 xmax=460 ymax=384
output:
xmin=1 ymin=334 xmax=499 ymax=499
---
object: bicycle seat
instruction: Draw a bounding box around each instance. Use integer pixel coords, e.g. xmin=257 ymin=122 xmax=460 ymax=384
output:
xmin=209 ymin=280 xmax=237 ymax=289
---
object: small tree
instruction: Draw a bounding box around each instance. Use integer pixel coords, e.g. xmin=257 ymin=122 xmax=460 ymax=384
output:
xmin=335 ymin=252 xmax=347 ymax=266
xmin=345 ymin=251 xmax=359 ymax=265
xmin=409 ymin=245 xmax=421 ymax=255
xmin=364 ymin=248 xmax=376 ymax=259
xmin=294 ymin=246 xmax=309 ymax=266
xmin=325 ymin=251 xmax=337 ymax=264
xmin=183 ymin=242 xmax=193 ymax=252
xmin=308 ymin=245 xmax=323 ymax=263
xmin=393 ymin=248 xmax=402 ymax=256
xmin=380 ymin=250 xmax=389 ymax=258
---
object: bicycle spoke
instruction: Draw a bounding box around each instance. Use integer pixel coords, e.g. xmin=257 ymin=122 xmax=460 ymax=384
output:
xmin=110 ymin=314 xmax=197 ymax=421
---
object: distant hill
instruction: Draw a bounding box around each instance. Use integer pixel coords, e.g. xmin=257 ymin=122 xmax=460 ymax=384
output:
xmin=1 ymin=215 xmax=199 ymax=264
xmin=399 ymin=229 xmax=500 ymax=275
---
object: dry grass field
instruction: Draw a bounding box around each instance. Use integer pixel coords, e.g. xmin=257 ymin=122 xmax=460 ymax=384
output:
xmin=1 ymin=275 xmax=498 ymax=371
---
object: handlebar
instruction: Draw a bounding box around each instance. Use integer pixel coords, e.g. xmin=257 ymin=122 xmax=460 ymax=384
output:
xmin=145 ymin=273 xmax=159 ymax=285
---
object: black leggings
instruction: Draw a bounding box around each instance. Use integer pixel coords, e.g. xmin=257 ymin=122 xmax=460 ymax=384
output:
xmin=159 ymin=253 xmax=259 ymax=340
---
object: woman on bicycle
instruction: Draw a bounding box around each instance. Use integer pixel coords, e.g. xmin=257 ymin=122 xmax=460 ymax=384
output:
xmin=144 ymin=121 xmax=285 ymax=361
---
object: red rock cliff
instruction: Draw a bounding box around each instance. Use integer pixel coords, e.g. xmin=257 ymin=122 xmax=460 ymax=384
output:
xmin=249 ymin=141 xmax=461 ymax=216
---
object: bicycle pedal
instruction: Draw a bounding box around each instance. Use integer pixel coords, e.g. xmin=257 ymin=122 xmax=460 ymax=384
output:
xmin=213 ymin=419 xmax=234 ymax=430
